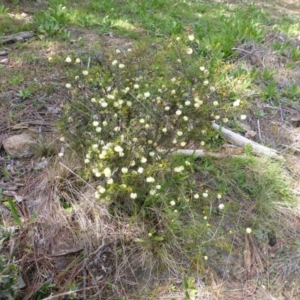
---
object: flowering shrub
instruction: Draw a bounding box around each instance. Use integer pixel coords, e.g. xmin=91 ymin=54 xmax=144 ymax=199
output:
xmin=60 ymin=34 xmax=250 ymax=251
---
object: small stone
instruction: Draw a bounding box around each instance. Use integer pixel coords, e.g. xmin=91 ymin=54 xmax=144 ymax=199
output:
xmin=0 ymin=58 xmax=9 ymax=64
xmin=3 ymin=133 xmax=37 ymax=158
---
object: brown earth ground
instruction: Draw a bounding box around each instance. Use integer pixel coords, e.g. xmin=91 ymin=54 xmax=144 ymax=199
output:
xmin=1 ymin=0 xmax=300 ymax=299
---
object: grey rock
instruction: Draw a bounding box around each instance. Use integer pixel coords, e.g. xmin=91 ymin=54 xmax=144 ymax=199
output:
xmin=3 ymin=133 xmax=37 ymax=158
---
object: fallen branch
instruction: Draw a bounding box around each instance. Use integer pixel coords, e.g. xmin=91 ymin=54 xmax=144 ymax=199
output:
xmin=174 ymin=149 xmax=244 ymax=158
xmin=212 ymin=123 xmax=283 ymax=160
xmin=0 ymin=31 xmax=34 ymax=44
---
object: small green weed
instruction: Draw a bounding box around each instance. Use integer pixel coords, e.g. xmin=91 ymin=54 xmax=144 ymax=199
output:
xmin=8 ymin=74 xmax=25 ymax=86
xmin=0 ymin=228 xmax=21 ymax=299
xmin=16 ymin=88 xmax=32 ymax=100
xmin=0 ymin=4 xmax=9 ymax=14
xmin=34 ymin=4 xmax=70 ymax=37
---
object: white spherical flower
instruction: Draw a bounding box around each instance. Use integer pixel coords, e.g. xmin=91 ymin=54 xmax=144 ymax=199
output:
xmin=202 ymin=192 xmax=208 ymax=198
xmin=130 ymin=193 xmax=137 ymax=199
xmin=132 ymin=137 xmax=138 ymax=142
xmin=240 ymin=115 xmax=247 ymax=120
xmin=174 ymin=166 xmax=184 ymax=172
xmin=102 ymin=121 xmax=108 ymax=126
xmin=171 ymin=89 xmax=176 ymax=95
xmin=107 ymin=178 xmax=114 ymax=184
xmin=149 ymin=151 xmax=155 ymax=157
xmin=139 ymin=119 xmax=145 ymax=124
xmin=199 ymin=66 xmax=205 ymax=71
xmin=75 ymin=58 xmax=81 ymax=63
xmin=203 ymin=80 xmax=209 ymax=86
xmin=223 ymin=118 xmax=229 ymax=123
xmin=185 ymin=100 xmax=191 ymax=106
xmin=217 ymin=193 xmax=222 ymax=199
xmin=91 ymin=98 xmax=96 ymax=103
xmin=92 ymin=121 xmax=99 ymax=127
xmin=218 ymin=203 xmax=225 ymax=210
xmin=162 ymin=128 xmax=167 ymax=133
xmin=119 ymin=63 xmax=125 ymax=69
xmin=121 ymin=167 xmax=128 ymax=174
xmin=134 ymin=84 xmax=139 ymax=89
xmin=213 ymin=101 xmax=219 ymax=106
xmin=82 ymin=70 xmax=89 ymax=76
xmin=175 ymin=110 xmax=182 ymax=116
xmin=138 ymin=167 xmax=144 ymax=174
xmin=101 ymin=101 xmax=108 ymax=108
xmin=180 ymin=142 xmax=186 ymax=147
xmin=75 ymin=75 xmax=79 ymax=80
xmin=95 ymin=191 xmax=100 ymax=200
xmin=165 ymin=106 xmax=170 ymax=111
xmin=185 ymin=160 xmax=191 ymax=166
xmin=194 ymin=102 xmax=200 ymax=108
xmin=112 ymin=60 xmax=118 ymax=66
xmin=200 ymin=141 xmax=205 ymax=146
xmin=98 ymin=186 xmax=106 ymax=194
xmin=84 ymin=158 xmax=90 ymax=164
xmin=150 ymin=189 xmax=156 ymax=195
xmin=246 ymin=228 xmax=252 ymax=234
xmin=177 ymin=131 xmax=183 ymax=136
xmin=58 ymin=152 xmax=64 ymax=157
xmin=183 ymin=116 xmax=189 ymax=121
xmin=96 ymin=127 xmax=102 ymax=132
xmin=65 ymin=56 xmax=72 ymax=63
xmin=233 ymin=99 xmax=240 ymax=107
xmin=214 ymin=115 xmax=220 ymax=120
xmin=146 ymin=177 xmax=155 ymax=183
xmin=170 ymin=200 xmax=176 ymax=206
xmin=116 ymin=49 xmax=121 ymax=53
xmin=156 ymin=185 xmax=161 ymax=190
xmin=114 ymin=145 xmax=123 ymax=153
xmin=144 ymin=91 xmax=150 ymax=98
xmin=65 ymin=83 xmax=72 ymax=89
xmin=141 ymin=157 xmax=147 ymax=163
xmin=186 ymin=48 xmax=193 ymax=55
xmin=188 ymin=34 xmax=195 ymax=41
xmin=172 ymin=138 xmax=177 ymax=144
xmin=104 ymin=167 xmax=112 ymax=178
xmin=194 ymin=194 xmax=199 ymax=199
xmin=204 ymin=256 xmax=208 ymax=260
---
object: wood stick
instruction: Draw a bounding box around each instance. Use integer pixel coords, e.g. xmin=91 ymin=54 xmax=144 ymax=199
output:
xmin=0 ymin=31 xmax=34 ymax=44
xmin=212 ymin=123 xmax=283 ymax=160
xmin=174 ymin=149 xmax=243 ymax=158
